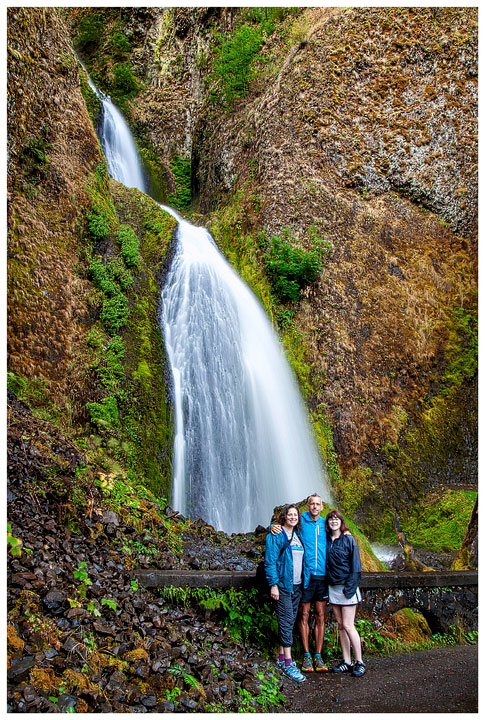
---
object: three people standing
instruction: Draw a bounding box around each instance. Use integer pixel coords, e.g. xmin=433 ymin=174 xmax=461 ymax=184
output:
xmin=265 ymin=495 xmax=365 ymax=681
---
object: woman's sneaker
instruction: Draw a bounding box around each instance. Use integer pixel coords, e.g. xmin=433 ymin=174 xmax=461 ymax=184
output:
xmin=284 ymin=662 xmax=306 ymax=682
xmin=352 ymin=661 xmax=366 ymax=677
xmin=301 ymin=654 xmax=314 ymax=672
xmin=331 ymin=661 xmax=353 ymax=673
xmin=313 ymin=654 xmax=329 ymax=672
xmin=276 ymin=658 xmax=285 ymax=670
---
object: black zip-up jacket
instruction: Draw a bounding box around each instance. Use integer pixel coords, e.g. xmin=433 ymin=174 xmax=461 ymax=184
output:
xmin=326 ymin=533 xmax=362 ymax=599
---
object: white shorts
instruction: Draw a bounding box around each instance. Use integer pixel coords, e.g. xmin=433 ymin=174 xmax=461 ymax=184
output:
xmin=328 ymin=584 xmax=362 ymax=606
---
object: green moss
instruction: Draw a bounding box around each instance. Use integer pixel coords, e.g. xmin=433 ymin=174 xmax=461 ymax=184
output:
xmin=335 ymin=465 xmax=376 ymax=519
xmin=74 ymin=12 xmax=104 ymax=52
xmin=312 ymin=408 xmax=343 ymax=490
xmin=79 ymin=73 xmax=102 ymax=126
xmin=137 ymin=139 xmax=170 ymax=204
xmin=398 ymin=489 xmax=477 ymax=553
xmin=281 ymin=323 xmax=313 ymax=398
xmin=168 ymin=155 xmax=192 ymax=210
xmin=107 ymin=181 xmax=177 ymax=496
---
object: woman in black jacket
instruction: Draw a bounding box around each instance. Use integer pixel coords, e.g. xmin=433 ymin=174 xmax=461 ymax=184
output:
xmin=325 ymin=509 xmax=365 ymax=677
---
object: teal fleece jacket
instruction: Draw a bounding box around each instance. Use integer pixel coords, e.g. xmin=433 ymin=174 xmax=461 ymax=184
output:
xmin=264 ymin=529 xmax=306 ymax=593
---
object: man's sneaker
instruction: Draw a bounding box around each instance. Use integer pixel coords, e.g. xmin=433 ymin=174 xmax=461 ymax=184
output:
xmin=276 ymin=658 xmax=285 ymax=670
xmin=301 ymin=654 xmax=314 ymax=672
xmin=283 ymin=661 xmax=306 ymax=682
xmin=313 ymin=654 xmax=329 ymax=672
xmin=331 ymin=661 xmax=353 ymax=673
xmin=352 ymin=661 xmax=366 ymax=677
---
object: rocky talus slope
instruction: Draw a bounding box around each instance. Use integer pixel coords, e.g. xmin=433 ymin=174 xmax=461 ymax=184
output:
xmin=7 ymin=393 xmax=282 ymax=713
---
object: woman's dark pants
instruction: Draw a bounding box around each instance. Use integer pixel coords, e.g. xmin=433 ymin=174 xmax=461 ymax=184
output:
xmin=276 ymin=585 xmax=302 ymax=647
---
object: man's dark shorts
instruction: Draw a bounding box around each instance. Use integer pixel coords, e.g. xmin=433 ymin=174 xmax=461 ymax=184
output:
xmin=301 ymin=575 xmax=328 ymax=603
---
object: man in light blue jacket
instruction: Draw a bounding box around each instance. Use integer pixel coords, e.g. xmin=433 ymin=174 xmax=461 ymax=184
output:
xmin=271 ymin=493 xmax=328 ymax=673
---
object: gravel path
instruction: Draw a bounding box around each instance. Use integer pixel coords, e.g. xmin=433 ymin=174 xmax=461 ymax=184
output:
xmin=281 ymin=645 xmax=478 ymax=713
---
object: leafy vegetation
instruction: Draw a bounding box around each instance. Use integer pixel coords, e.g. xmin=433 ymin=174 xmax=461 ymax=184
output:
xmin=210 ymin=24 xmax=264 ymax=105
xmin=7 ymin=522 xmax=23 ymax=557
xmin=263 ymin=226 xmax=328 ymax=303
xmin=160 ymin=586 xmax=278 ymax=646
xmin=118 ymin=224 xmax=140 ymax=267
xmin=235 ymin=672 xmax=284 ymax=713
xmin=111 ymin=62 xmax=140 ymax=101
xmin=168 ymin=155 xmax=192 ymax=210
xmin=209 ymin=8 xmax=300 ymax=107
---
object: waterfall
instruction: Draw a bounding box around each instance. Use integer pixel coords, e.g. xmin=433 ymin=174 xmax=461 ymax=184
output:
xmin=79 ymin=62 xmax=147 ymax=192
xmin=161 ymin=210 xmax=330 ymax=533
xmin=83 ymin=65 xmax=331 ymax=534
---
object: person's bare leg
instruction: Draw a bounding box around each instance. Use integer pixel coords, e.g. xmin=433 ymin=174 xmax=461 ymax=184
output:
xmin=332 ymin=604 xmax=352 ymax=664
xmin=341 ymin=605 xmax=362 ymax=662
xmin=314 ymin=600 xmax=326 ymax=654
xmin=298 ymin=602 xmax=311 ymax=653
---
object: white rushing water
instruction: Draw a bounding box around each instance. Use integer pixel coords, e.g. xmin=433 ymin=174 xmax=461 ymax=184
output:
xmin=84 ymin=64 xmax=330 ymax=533
xmin=80 ymin=62 xmax=147 ymax=193
xmin=161 ymin=211 xmax=330 ymax=533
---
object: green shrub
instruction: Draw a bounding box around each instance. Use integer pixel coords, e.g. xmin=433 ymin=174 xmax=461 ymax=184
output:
xmin=88 ymin=257 xmax=117 ymax=296
xmin=86 ymin=395 xmax=120 ymax=429
xmin=210 ymin=24 xmax=263 ymax=105
xmin=101 ymin=293 xmax=130 ymax=333
xmin=111 ymin=30 xmax=131 ymax=54
xmin=7 ymin=372 xmax=49 ymax=406
xmin=118 ymin=225 xmax=140 ymax=268
xmin=111 ymin=62 xmax=139 ymax=99
xmin=87 ymin=207 xmax=110 ymax=241
xmin=106 ymin=257 xmax=133 ymax=290
xmin=96 ymin=336 xmax=126 ymax=391
xmin=264 ymin=228 xmax=325 ymax=303
xmin=243 ymin=7 xmax=298 ymax=35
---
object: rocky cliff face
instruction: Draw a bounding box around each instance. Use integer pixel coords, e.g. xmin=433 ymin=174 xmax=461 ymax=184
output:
xmin=8 ymin=7 xmax=176 ymax=497
xmin=8 ymin=8 xmax=101 ymax=405
xmin=9 ymin=7 xmax=477 ymax=541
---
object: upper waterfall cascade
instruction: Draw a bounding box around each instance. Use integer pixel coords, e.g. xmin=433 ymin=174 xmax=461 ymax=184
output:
xmin=81 ymin=63 xmax=147 ymax=193
xmin=84 ymin=67 xmax=331 ymax=533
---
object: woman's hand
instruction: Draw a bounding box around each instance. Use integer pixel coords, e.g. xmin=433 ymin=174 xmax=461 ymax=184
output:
xmin=270 ymin=585 xmax=279 ymax=601
xmin=270 ymin=524 xmax=282 ymax=535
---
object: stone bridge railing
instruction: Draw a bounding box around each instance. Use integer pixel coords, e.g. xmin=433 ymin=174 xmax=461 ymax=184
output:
xmin=134 ymin=569 xmax=478 ymax=634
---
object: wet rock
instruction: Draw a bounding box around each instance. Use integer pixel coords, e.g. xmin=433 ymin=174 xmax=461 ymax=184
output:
xmin=7 ymin=656 xmax=35 ymax=682
xmin=101 ymin=510 xmax=119 ymax=526
xmin=58 ymin=694 xmax=78 ymax=711
xmin=180 ymin=694 xmax=199 ymax=710
xmin=157 ymin=700 xmax=175 ymax=712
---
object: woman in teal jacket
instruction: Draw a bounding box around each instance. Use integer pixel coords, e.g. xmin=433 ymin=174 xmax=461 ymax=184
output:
xmin=265 ymin=504 xmax=306 ymax=682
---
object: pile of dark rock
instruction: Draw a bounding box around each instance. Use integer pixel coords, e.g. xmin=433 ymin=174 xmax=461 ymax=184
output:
xmin=7 ymin=394 xmax=282 ymax=713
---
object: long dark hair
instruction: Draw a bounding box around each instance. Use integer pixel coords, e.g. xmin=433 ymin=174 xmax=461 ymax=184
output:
xmin=325 ymin=509 xmax=349 ymax=536
xmin=277 ymin=504 xmax=301 ymax=533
